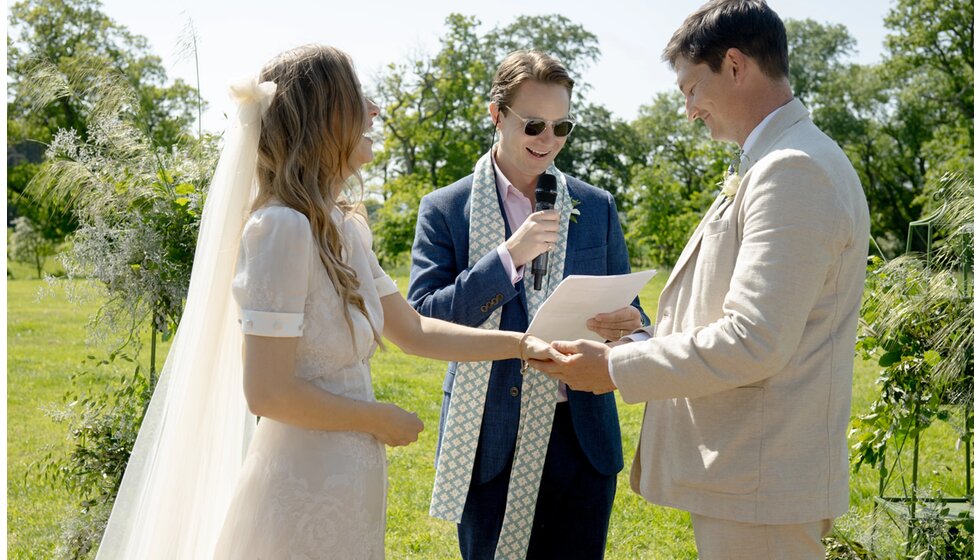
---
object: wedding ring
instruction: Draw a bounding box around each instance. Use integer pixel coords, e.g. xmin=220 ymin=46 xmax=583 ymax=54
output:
xmin=619 ymin=329 xmax=625 ymax=338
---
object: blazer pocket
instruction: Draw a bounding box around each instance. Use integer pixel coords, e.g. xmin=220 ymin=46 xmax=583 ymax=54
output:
xmin=703 ymin=217 xmax=730 ymax=237
xmin=569 ymin=244 xmax=607 ymax=274
xmin=570 ymin=244 xmax=606 ymax=261
xmin=669 ymin=386 xmax=763 ymax=495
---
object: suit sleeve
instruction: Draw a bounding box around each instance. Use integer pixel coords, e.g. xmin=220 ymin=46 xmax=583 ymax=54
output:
xmin=610 ymin=153 xmax=851 ymax=402
xmin=407 ymin=193 xmax=521 ymax=327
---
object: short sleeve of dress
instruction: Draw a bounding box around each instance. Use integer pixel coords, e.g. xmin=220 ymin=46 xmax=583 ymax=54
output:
xmin=348 ymin=213 xmax=399 ymax=298
xmin=232 ymin=206 xmax=312 ymax=337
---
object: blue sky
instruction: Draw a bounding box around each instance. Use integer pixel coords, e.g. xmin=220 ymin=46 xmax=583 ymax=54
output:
xmin=94 ymin=0 xmax=895 ymax=133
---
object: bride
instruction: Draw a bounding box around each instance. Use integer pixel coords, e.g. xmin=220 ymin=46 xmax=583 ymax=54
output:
xmin=96 ymin=44 xmax=563 ymax=559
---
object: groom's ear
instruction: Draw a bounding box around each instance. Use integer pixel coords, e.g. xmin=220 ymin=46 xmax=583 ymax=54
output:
xmin=725 ymin=48 xmax=748 ymax=84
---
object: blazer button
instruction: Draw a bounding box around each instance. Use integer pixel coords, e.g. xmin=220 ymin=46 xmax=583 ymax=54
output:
xmin=509 ymin=386 xmax=520 ymax=397
xmin=481 ymin=304 xmax=489 ymax=313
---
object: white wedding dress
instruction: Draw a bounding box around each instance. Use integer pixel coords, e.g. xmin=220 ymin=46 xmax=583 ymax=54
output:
xmin=213 ymin=203 xmax=398 ymax=559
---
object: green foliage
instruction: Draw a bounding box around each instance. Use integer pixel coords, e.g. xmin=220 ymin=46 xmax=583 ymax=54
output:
xmin=625 ymin=164 xmax=708 ymax=266
xmin=7 ymin=0 xmax=206 ymax=244
xmin=8 ymin=158 xmax=78 ymax=241
xmin=884 ymin=0 xmax=973 ymax=132
xmin=901 ymin=495 xmax=975 ymax=559
xmin=9 ymin=215 xmax=58 ymax=278
xmin=624 ymin=91 xmax=729 ymax=266
xmin=785 ymin=19 xmax=856 ymax=108
xmin=7 ymin=0 xmax=204 ymax=147
xmin=850 ymin=175 xmax=973 ymax=558
xmin=34 ymin=353 xmax=152 ymax=560
xmin=12 ymin=11 xmax=219 ymax=553
xmin=881 ymin=0 xmax=973 ymax=232
xmin=555 ymin=102 xmax=646 ymax=205
xmin=370 ymin=14 xmax=493 ymax=186
xmin=372 ymin=174 xmax=431 ymax=267
xmin=39 ymin=124 xmax=218 ymax=343
xmin=483 ymin=14 xmax=601 ymax=81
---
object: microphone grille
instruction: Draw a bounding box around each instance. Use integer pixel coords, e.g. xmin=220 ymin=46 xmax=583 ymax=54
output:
xmin=535 ymin=173 xmax=558 ymax=203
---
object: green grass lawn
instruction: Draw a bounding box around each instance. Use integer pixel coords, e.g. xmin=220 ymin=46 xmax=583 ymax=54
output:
xmin=7 ymin=264 xmax=970 ymax=558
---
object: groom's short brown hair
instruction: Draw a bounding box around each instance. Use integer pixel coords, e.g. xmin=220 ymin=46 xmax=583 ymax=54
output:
xmin=663 ymin=0 xmax=789 ymax=81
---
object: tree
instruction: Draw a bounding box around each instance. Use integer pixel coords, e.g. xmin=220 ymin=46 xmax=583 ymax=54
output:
xmin=784 ymin=19 xmax=856 ymax=109
xmin=484 ymin=14 xmax=601 ymax=83
xmin=882 ymin=0 xmax=974 ymax=204
xmin=7 ymin=0 xmax=205 ymax=242
xmin=8 ymin=215 xmax=56 ymax=278
xmin=625 ymin=91 xmax=730 ymax=266
xmin=7 ymin=0 xmax=203 ymax=147
xmin=555 ymin=103 xmax=645 ymax=206
xmin=884 ymin=0 xmax=973 ymax=134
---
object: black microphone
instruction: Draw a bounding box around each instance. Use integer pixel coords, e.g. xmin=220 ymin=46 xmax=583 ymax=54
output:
xmin=531 ymin=173 xmax=558 ymax=290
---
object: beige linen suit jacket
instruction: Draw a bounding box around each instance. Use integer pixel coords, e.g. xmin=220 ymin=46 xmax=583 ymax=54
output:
xmin=609 ymin=99 xmax=870 ymax=524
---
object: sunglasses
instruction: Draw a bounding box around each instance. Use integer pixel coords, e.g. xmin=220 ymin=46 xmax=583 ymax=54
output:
xmin=503 ymin=106 xmax=576 ymax=137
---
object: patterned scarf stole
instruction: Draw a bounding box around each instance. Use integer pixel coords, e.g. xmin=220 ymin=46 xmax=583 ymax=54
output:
xmin=429 ymin=149 xmax=571 ymax=559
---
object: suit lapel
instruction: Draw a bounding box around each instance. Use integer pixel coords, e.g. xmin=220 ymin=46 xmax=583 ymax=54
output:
xmin=662 ymin=99 xmax=811 ymax=297
xmin=661 ymin=194 xmax=727 ymax=293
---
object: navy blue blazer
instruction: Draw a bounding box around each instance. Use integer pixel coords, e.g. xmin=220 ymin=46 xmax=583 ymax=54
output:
xmin=408 ymin=173 xmax=645 ymax=485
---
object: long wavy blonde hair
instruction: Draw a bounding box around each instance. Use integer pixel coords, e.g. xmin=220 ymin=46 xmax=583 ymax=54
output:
xmin=253 ymin=44 xmax=381 ymax=346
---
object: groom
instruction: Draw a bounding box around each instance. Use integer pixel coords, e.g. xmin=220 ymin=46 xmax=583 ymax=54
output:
xmin=533 ymin=1 xmax=870 ymax=558
xmin=408 ymin=50 xmax=645 ymax=559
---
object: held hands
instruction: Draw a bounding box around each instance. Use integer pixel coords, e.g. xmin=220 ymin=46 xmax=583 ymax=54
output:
xmin=519 ymin=333 xmax=569 ymax=365
xmin=529 ymin=339 xmax=618 ymax=395
xmin=371 ymin=402 xmax=424 ymax=447
xmin=586 ymin=306 xmax=643 ymax=342
xmin=505 ymin=210 xmax=560 ymax=268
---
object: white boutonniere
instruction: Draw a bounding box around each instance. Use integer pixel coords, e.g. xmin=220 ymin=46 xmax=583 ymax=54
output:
xmin=719 ymin=170 xmax=741 ymax=199
xmin=569 ymin=197 xmax=582 ymax=223
xmin=719 ymin=148 xmax=745 ymax=199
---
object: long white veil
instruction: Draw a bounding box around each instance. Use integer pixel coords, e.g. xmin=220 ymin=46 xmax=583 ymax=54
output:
xmin=96 ymin=77 xmax=277 ymax=559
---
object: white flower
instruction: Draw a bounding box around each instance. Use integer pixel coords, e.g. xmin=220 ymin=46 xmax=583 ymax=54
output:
xmin=569 ymin=198 xmax=582 ymax=223
xmin=720 ymin=171 xmax=741 ymax=199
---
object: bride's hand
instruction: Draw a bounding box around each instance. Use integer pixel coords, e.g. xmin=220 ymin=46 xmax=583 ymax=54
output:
xmin=521 ymin=334 xmax=568 ymax=364
xmin=370 ymin=403 xmax=424 ymax=447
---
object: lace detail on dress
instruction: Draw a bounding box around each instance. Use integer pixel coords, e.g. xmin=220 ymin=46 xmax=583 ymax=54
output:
xmin=214 ymin=420 xmax=386 ymax=559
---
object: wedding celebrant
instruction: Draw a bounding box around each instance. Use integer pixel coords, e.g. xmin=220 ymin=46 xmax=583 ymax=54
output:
xmin=408 ymin=50 xmax=647 ymax=559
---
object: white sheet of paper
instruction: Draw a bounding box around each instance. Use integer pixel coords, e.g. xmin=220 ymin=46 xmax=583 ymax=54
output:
xmin=526 ymin=269 xmax=657 ymax=342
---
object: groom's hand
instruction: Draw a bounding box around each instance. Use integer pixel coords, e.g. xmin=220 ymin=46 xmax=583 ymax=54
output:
xmin=529 ymin=339 xmax=617 ymax=395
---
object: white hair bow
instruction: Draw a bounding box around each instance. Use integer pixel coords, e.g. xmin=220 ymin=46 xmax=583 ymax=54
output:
xmin=229 ymin=76 xmax=277 ymax=125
